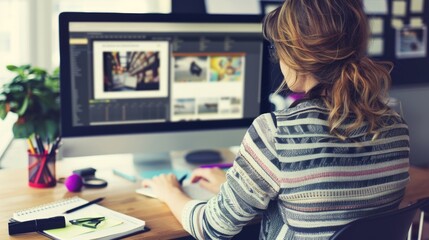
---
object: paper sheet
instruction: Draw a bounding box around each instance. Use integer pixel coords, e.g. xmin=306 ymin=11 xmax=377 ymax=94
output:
xmin=410 ymin=17 xmax=424 ymax=27
xmin=370 ymin=18 xmax=384 ymax=35
xmin=392 ymin=1 xmax=407 ymax=16
xmin=411 ymin=0 xmax=424 ymax=13
xmin=392 ymin=19 xmax=404 ymax=29
xmin=205 ymin=0 xmax=261 ymax=14
xmin=45 ymin=217 xmax=123 ymax=240
xmin=363 ymin=0 xmax=388 ymax=14
xmin=368 ymin=38 xmax=384 ymax=56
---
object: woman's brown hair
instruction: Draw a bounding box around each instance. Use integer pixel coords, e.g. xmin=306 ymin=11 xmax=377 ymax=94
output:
xmin=263 ymin=0 xmax=393 ymax=139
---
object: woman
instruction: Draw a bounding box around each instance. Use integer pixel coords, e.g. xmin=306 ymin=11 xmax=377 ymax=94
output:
xmin=142 ymin=0 xmax=410 ymax=239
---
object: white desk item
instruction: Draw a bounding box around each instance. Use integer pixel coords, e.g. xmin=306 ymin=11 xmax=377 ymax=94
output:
xmin=136 ymin=180 xmax=215 ymax=201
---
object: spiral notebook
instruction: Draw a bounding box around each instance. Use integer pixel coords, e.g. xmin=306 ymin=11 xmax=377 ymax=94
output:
xmin=11 ymin=197 xmax=148 ymax=240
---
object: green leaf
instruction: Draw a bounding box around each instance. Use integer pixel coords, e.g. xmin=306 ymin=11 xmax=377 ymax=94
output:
xmin=31 ymin=67 xmax=47 ymax=75
xmin=0 ymin=103 xmax=7 ymax=120
xmin=17 ymin=96 xmax=29 ymax=116
xmin=18 ymin=64 xmax=31 ymax=71
xmin=44 ymin=119 xmax=59 ymax=141
xmin=52 ymin=67 xmax=60 ymax=77
xmin=6 ymin=65 xmax=18 ymax=71
xmin=13 ymin=120 xmax=35 ymax=139
xmin=7 ymin=84 xmax=24 ymax=93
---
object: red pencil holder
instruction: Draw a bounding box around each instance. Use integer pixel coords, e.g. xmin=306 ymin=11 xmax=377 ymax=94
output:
xmin=28 ymin=151 xmax=56 ymax=188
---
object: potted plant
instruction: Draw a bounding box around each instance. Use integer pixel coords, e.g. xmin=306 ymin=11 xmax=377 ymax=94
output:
xmin=0 ymin=64 xmax=60 ymax=141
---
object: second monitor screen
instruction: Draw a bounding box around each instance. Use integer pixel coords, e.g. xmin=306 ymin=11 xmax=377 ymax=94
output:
xmin=68 ymin=22 xmax=263 ymax=126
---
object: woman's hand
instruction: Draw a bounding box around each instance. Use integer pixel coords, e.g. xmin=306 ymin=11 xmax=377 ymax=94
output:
xmin=141 ymin=174 xmax=193 ymax=223
xmin=141 ymin=174 xmax=184 ymax=203
xmin=190 ymin=167 xmax=227 ymax=194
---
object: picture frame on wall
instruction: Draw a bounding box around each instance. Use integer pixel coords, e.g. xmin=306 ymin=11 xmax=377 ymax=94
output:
xmin=396 ymin=25 xmax=427 ymax=59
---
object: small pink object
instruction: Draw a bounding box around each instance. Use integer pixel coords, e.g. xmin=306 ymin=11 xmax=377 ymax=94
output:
xmin=65 ymin=174 xmax=83 ymax=192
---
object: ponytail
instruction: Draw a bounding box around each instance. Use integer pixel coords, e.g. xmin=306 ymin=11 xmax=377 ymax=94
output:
xmin=325 ymin=58 xmax=393 ymax=139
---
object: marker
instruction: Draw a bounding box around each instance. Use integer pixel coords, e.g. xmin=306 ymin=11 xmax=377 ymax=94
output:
xmin=8 ymin=216 xmax=66 ymax=235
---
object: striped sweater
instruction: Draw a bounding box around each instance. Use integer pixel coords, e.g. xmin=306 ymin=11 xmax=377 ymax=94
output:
xmin=181 ymin=98 xmax=410 ymax=239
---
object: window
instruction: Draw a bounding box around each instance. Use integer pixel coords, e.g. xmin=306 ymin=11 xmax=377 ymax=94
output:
xmin=0 ymin=0 xmax=31 ymax=84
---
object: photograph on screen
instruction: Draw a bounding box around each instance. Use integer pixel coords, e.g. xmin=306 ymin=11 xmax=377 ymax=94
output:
xmin=103 ymin=51 xmax=160 ymax=91
xmin=174 ymin=56 xmax=208 ymax=83
xmin=219 ymin=96 xmax=242 ymax=114
xmin=198 ymin=98 xmax=219 ymax=114
xmin=396 ymin=26 xmax=427 ymax=58
xmin=174 ymin=98 xmax=196 ymax=115
xmin=209 ymin=55 xmax=244 ymax=82
xmin=93 ymin=41 xmax=169 ymax=99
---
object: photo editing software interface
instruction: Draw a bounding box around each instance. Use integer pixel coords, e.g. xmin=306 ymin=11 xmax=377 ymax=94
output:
xmin=67 ymin=21 xmax=263 ymax=127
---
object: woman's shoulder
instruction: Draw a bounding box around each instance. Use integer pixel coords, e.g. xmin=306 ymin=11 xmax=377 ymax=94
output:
xmin=273 ymin=98 xmax=328 ymax=117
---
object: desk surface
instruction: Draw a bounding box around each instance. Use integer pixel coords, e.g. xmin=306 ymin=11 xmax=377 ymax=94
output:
xmin=0 ymin=155 xmax=192 ymax=240
xmin=1 ymin=155 xmax=429 ymax=239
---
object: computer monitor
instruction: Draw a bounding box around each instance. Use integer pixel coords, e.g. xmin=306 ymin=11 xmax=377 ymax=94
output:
xmin=59 ymin=12 xmax=271 ymax=163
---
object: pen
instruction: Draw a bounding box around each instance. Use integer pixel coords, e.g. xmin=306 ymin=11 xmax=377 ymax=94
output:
xmin=178 ymin=174 xmax=187 ymax=186
xmin=199 ymin=163 xmax=233 ymax=169
xmin=63 ymin=197 xmax=104 ymax=214
xmin=35 ymin=134 xmax=45 ymax=154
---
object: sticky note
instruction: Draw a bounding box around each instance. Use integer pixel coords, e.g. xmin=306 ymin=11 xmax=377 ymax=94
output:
xmin=411 ymin=0 xmax=424 ymax=13
xmin=205 ymin=0 xmax=261 ymax=14
xmin=370 ymin=18 xmax=384 ymax=35
xmin=391 ymin=19 xmax=404 ymax=29
xmin=410 ymin=18 xmax=424 ymax=27
xmin=392 ymin=1 xmax=407 ymax=16
xmin=363 ymin=0 xmax=388 ymax=14
xmin=368 ymin=38 xmax=384 ymax=56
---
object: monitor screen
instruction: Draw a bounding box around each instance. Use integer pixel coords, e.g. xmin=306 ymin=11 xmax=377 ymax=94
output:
xmin=59 ymin=13 xmax=271 ymax=159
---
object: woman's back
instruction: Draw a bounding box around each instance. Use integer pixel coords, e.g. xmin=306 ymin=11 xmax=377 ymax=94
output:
xmin=259 ymin=98 xmax=409 ymax=239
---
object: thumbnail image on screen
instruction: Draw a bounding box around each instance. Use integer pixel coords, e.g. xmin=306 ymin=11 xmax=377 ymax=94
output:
xmin=103 ymin=51 xmax=160 ymax=92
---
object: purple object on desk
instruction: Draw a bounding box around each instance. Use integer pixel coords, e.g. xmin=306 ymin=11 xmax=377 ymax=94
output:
xmin=200 ymin=163 xmax=233 ymax=169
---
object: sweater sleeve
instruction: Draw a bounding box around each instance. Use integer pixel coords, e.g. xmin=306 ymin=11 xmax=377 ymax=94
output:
xmin=181 ymin=113 xmax=280 ymax=239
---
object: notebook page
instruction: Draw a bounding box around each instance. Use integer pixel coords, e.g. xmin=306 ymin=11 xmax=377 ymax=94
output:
xmin=12 ymin=197 xmax=146 ymax=240
xmin=45 ymin=204 xmax=145 ymax=240
xmin=13 ymin=197 xmax=88 ymax=222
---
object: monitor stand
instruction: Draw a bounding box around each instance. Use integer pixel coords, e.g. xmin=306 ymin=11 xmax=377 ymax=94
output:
xmin=132 ymin=149 xmax=223 ymax=175
xmin=184 ymin=150 xmax=223 ymax=164
xmin=132 ymin=152 xmax=172 ymax=172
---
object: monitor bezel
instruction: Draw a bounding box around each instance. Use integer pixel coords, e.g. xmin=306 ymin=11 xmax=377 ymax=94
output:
xmin=59 ymin=12 xmax=272 ymax=137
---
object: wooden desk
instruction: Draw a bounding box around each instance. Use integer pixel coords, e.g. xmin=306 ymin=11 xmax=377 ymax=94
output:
xmin=0 ymin=155 xmax=190 ymax=240
xmin=1 ymin=155 xmax=429 ymax=239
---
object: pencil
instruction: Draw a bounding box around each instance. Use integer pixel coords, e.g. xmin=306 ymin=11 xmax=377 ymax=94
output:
xmin=27 ymin=138 xmax=36 ymax=154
